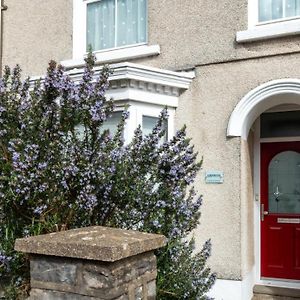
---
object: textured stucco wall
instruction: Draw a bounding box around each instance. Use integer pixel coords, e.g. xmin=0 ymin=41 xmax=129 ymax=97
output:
xmin=138 ymin=0 xmax=300 ymax=70
xmin=175 ymin=65 xmax=243 ymax=279
xmin=175 ymin=53 xmax=300 ymax=279
xmin=2 ymin=0 xmax=300 ymax=282
xmin=3 ymin=0 xmax=300 ymax=76
xmin=2 ymin=0 xmax=72 ymax=77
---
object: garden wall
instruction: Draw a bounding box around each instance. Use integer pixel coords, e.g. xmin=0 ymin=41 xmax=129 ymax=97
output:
xmin=15 ymin=226 xmax=166 ymax=300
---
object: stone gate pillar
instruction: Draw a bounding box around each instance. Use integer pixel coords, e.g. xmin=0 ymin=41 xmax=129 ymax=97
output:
xmin=15 ymin=226 xmax=166 ymax=300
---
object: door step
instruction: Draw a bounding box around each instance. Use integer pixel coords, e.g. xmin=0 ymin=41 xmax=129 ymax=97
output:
xmin=253 ymin=285 xmax=300 ymax=300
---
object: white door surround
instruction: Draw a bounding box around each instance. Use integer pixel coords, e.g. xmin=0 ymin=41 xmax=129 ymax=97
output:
xmin=227 ymin=79 xmax=300 ymax=140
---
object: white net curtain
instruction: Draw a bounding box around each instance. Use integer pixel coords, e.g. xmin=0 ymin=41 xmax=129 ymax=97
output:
xmin=87 ymin=0 xmax=147 ymax=51
xmin=259 ymin=0 xmax=300 ymax=22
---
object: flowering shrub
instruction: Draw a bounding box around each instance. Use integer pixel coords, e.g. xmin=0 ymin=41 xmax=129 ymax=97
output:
xmin=0 ymin=53 xmax=216 ymax=299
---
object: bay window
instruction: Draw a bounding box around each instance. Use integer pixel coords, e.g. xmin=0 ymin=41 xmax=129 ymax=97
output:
xmin=66 ymin=62 xmax=194 ymax=144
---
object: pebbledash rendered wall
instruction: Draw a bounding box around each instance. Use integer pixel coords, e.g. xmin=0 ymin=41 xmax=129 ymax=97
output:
xmin=3 ymin=0 xmax=300 ymax=285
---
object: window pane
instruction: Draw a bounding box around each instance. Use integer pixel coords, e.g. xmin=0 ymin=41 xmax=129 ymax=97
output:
xmin=101 ymin=112 xmax=123 ymax=135
xmin=268 ymin=151 xmax=300 ymax=214
xmin=286 ymin=0 xmax=300 ymax=17
xmin=142 ymin=116 xmax=168 ymax=140
xmin=75 ymin=112 xmax=122 ymax=139
xmin=116 ymin=0 xmax=147 ymax=47
xmin=142 ymin=116 xmax=158 ymax=136
xmin=259 ymin=0 xmax=283 ymax=21
xmin=261 ymin=111 xmax=300 ymax=138
xmin=87 ymin=0 xmax=115 ymax=51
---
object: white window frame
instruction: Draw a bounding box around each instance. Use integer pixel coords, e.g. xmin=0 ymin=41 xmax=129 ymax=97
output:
xmin=65 ymin=105 xmax=173 ymax=144
xmin=139 ymin=104 xmax=174 ymax=140
xmin=71 ymin=0 xmax=159 ymax=66
xmin=249 ymin=0 xmax=300 ymax=26
xmin=125 ymin=102 xmax=175 ymax=142
xmin=237 ymin=0 xmax=300 ymax=42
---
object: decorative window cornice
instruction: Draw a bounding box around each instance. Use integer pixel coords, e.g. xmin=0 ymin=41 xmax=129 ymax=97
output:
xmin=66 ymin=62 xmax=195 ymax=107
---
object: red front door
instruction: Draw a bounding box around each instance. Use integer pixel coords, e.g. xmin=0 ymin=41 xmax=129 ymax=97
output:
xmin=261 ymin=142 xmax=300 ymax=280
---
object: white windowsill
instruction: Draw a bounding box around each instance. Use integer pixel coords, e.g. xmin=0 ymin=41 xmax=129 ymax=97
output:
xmin=236 ymin=19 xmax=300 ymax=43
xmin=62 ymin=44 xmax=160 ymax=69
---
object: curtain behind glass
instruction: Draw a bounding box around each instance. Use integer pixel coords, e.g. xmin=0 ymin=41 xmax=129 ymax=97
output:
xmin=87 ymin=0 xmax=115 ymax=51
xmin=259 ymin=0 xmax=282 ymax=21
xmin=116 ymin=0 xmax=147 ymax=47
xmin=286 ymin=0 xmax=300 ymax=17
xmin=87 ymin=0 xmax=146 ymax=51
xmin=259 ymin=0 xmax=300 ymax=21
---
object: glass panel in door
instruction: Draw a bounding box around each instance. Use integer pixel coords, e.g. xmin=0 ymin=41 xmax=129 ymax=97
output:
xmin=268 ymin=151 xmax=300 ymax=214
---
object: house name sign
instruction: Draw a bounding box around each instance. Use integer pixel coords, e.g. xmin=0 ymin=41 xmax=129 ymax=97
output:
xmin=205 ymin=171 xmax=224 ymax=184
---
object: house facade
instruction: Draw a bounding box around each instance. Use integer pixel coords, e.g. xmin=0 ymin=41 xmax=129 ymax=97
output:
xmin=1 ymin=0 xmax=300 ymax=299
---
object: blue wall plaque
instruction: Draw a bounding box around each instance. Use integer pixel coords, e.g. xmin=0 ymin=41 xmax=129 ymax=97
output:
xmin=205 ymin=171 xmax=224 ymax=184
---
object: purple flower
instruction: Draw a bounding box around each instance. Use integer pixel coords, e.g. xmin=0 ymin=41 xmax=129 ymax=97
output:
xmin=33 ymin=205 xmax=47 ymax=215
xmin=0 ymin=252 xmax=12 ymax=271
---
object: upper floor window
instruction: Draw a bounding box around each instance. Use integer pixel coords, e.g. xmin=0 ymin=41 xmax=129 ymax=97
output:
xmin=258 ymin=0 xmax=300 ymax=23
xmin=86 ymin=0 xmax=147 ymax=52
xmin=69 ymin=0 xmax=160 ymax=66
xmin=236 ymin=0 xmax=300 ymax=42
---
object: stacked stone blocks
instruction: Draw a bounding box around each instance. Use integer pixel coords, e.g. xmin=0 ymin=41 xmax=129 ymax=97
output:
xmin=15 ymin=226 xmax=166 ymax=300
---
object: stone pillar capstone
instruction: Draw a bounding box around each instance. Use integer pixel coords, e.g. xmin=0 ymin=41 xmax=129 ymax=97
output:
xmin=15 ymin=226 xmax=166 ymax=300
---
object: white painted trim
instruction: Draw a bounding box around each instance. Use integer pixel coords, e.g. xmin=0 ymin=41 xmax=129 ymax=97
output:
xmin=207 ymin=273 xmax=254 ymax=300
xmin=135 ymin=102 xmax=175 ymax=139
xmin=108 ymin=62 xmax=195 ymax=89
xmin=73 ymin=0 xmax=86 ymax=59
xmin=33 ymin=61 xmax=195 ymax=91
xmin=227 ymin=79 xmax=300 ymax=140
xmin=248 ymin=0 xmax=258 ymax=28
xmin=236 ymin=18 xmax=300 ymax=43
xmin=30 ymin=62 xmax=194 ymax=109
xmin=107 ymin=88 xmax=179 ymax=107
xmin=242 ymin=268 xmax=255 ymax=300
xmin=65 ymin=61 xmax=195 ymax=90
xmin=63 ymin=44 xmax=160 ymax=69
xmin=122 ymin=102 xmax=175 ymax=142
xmin=207 ymin=279 xmax=243 ymax=300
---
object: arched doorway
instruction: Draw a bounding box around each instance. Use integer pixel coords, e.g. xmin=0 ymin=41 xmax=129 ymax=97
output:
xmin=227 ymin=79 xmax=300 ymax=140
xmin=228 ymin=79 xmax=300 ymax=288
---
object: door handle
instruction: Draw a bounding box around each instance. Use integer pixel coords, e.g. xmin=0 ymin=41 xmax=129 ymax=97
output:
xmin=261 ymin=204 xmax=269 ymax=221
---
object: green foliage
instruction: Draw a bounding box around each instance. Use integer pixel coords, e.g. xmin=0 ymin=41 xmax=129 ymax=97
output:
xmin=0 ymin=53 xmax=216 ymax=299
